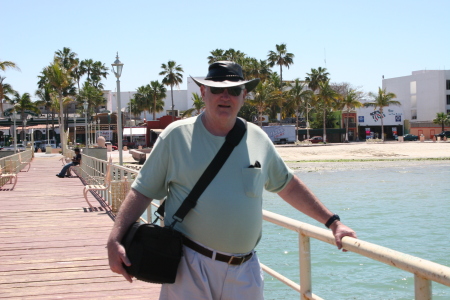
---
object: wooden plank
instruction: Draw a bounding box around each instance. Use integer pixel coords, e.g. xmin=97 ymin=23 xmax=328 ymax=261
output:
xmin=0 ymin=155 xmax=161 ymax=299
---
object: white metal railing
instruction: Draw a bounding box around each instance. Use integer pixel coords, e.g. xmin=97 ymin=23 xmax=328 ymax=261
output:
xmin=78 ymin=156 xmax=450 ymax=300
xmin=0 ymin=149 xmax=33 ymax=174
xmin=262 ymin=210 xmax=450 ymax=300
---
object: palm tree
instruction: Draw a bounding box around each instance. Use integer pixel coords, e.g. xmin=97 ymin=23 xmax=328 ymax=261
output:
xmin=207 ymin=49 xmax=226 ymax=64
xmin=54 ymin=47 xmax=78 ymax=72
xmin=267 ymin=44 xmax=294 ymax=122
xmin=432 ymin=112 xmax=450 ymax=132
xmin=182 ymin=93 xmax=205 ymax=117
xmin=9 ymin=91 xmax=40 ymax=141
xmin=316 ymin=80 xmax=341 ymax=142
xmin=248 ymin=81 xmax=280 ymax=127
xmin=267 ymin=44 xmax=294 ymax=89
xmin=305 ymin=67 xmax=329 ymax=93
xmin=42 ymin=61 xmax=73 ymax=154
xmin=340 ymin=89 xmax=364 ymax=142
xmin=159 ymin=61 xmax=184 ymax=121
xmin=35 ymin=85 xmax=54 ymax=142
xmin=0 ymin=60 xmax=21 ymax=72
xmin=286 ymin=79 xmax=312 ymax=141
xmin=365 ymin=87 xmax=400 ymax=141
xmin=90 ymin=61 xmax=109 ymax=89
xmin=134 ymin=85 xmax=152 ymax=121
xmin=0 ymin=77 xmax=14 ymax=115
xmin=148 ymin=80 xmax=167 ymax=120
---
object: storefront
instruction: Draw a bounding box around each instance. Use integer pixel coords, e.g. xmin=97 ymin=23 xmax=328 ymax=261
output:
xmin=357 ymin=106 xmax=404 ymax=140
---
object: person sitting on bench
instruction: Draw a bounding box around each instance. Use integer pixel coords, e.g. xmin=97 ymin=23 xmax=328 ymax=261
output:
xmin=56 ymin=148 xmax=81 ymax=178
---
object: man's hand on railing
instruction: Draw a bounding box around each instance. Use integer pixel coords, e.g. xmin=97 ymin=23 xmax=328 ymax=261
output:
xmin=330 ymin=221 xmax=357 ymax=252
xmin=107 ymin=240 xmax=134 ymax=283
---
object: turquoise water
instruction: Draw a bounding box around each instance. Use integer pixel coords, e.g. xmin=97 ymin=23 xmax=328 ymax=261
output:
xmin=257 ymin=163 xmax=450 ymax=300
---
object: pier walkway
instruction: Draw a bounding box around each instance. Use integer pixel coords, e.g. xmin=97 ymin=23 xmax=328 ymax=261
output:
xmin=0 ymin=154 xmax=161 ymax=299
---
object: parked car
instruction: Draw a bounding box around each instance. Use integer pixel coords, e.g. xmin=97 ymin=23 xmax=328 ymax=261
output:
xmin=1 ymin=144 xmax=26 ymax=151
xmin=434 ymin=131 xmax=450 ymax=139
xmin=41 ymin=143 xmax=57 ymax=151
xmin=402 ymin=134 xmax=418 ymax=141
xmin=105 ymin=142 xmax=118 ymax=151
xmin=307 ymin=136 xmax=324 ymax=143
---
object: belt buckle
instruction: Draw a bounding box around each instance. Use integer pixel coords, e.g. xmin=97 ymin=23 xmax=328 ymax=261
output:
xmin=228 ymin=255 xmax=245 ymax=265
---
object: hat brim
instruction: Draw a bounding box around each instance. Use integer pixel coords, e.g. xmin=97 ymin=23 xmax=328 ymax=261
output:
xmin=191 ymin=76 xmax=260 ymax=93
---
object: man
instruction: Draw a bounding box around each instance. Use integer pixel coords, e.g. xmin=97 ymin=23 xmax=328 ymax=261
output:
xmin=56 ymin=148 xmax=81 ymax=178
xmin=107 ymin=61 xmax=357 ymax=299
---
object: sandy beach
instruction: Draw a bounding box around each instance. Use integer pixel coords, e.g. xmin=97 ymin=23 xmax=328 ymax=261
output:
xmin=112 ymin=140 xmax=449 ymax=172
xmin=275 ymin=141 xmax=450 ymax=172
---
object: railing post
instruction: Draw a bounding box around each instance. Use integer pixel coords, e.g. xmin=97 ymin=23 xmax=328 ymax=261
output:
xmin=415 ymin=275 xmax=431 ymax=300
xmin=299 ymin=232 xmax=312 ymax=300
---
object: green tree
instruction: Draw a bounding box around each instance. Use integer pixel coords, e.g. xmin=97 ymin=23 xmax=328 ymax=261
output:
xmin=134 ymin=85 xmax=152 ymax=120
xmin=248 ymin=81 xmax=280 ymax=127
xmin=305 ymin=67 xmax=329 ymax=93
xmin=9 ymin=91 xmax=40 ymax=141
xmin=0 ymin=60 xmax=20 ymax=72
xmin=182 ymin=92 xmax=204 ymax=117
xmin=35 ymin=85 xmax=56 ymax=142
xmin=41 ymin=61 xmax=73 ymax=153
xmin=267 ymin=44 xmax=294 ymax=122
xmin=78 ymin=81 xmax=104 ymax=118
xmin=432 ymin=112 xmax=450 ymax=132
xmin=267 ymin=44 xmax=294 ymax=89
xmin=316 ymin=80 xmax=341 ymax=142
xmin=148 ymin=80 xmax=167 ymax=120
xmin=286 ymin=79 xmax=313 ymax=141
xmin=160 ymin=61 xmax=184 ymax=121
xmin=340 ymin=89 xmax=364 ymax=142
xmin=365 ymin=87 xmax=400 ymax=141
xmin=0 ymin=77 xmax=14 ymax=115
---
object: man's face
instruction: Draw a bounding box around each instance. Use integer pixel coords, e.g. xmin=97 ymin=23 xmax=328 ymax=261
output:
xmin=200 ymin=85 xmax=247 ymax=123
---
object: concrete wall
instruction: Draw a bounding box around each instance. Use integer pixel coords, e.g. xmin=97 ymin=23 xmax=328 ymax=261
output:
xmin=382 ymin=70 xmax=450 ymax=122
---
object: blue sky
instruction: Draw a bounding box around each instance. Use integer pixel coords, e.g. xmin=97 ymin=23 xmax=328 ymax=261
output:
xmin=2 ymin=0 xmax=449 ymax=100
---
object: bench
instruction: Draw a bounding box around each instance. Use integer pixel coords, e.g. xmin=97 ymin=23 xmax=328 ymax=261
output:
xmin=18 ymin=152 xmax=31 ymax=172
xmin=129 ymin=149 xmax=147 ymax=164
xmin=83 ymin=157 xmax=112 ymax=208
xmin=0 ymin=162 xmax=18 ymax=190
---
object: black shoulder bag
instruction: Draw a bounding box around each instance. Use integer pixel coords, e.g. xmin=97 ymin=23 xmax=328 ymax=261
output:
xmin=121 ymin=118 xmax=247 ymax=284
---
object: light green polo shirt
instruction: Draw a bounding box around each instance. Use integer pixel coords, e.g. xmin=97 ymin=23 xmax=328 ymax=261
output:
xmin=132 ymin=115 xmax=293 ymax=254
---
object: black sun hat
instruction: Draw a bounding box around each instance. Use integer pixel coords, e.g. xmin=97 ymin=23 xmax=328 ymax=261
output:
xmin=191 ymin=61 xmax=260 ymax=92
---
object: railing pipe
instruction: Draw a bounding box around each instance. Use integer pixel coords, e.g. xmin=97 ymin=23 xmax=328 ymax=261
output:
xmin=299 ymin=233 xmax=312 ymax=300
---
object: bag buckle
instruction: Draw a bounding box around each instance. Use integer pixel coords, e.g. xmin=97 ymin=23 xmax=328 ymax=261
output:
xmin=228 ymin=255 xmax=245 ymax=265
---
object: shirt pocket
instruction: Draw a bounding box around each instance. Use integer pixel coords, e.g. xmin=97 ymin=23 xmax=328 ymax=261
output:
xmin=242 ymin=168 xmax=264 ymax=198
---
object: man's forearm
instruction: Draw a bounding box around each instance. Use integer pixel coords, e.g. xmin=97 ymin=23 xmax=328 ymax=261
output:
xmin=278 ymin=175 xmax=334 ymax=225
xmin=108 ymin=188 xmax=153 ymax=244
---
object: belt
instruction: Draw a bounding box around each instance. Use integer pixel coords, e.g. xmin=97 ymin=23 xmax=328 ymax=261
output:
xmin=183 ymin=238 xmax=253 ymax=266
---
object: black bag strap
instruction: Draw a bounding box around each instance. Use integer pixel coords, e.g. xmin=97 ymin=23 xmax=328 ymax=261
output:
xmin=156 ymin=118 xmax=247 ymax=226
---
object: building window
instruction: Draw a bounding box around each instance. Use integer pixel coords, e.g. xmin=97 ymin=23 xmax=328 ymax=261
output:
xmin=411 ymin=109 xmax=417 ymax=120
xmin=447 ymin=80 xmax=450 ymax=90
xmin=447 ymin=95 xmax=450 ymax=105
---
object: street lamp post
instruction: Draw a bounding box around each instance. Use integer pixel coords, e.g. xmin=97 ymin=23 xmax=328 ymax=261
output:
xmin=23 ymin=118 xmax=27 ymax=146
xmin=12 ymin=111 xmax=17 ymax=152
xmin=74 ymin=114 xmax=77 ymax=146
xmin=83 ymin=100 xmax=88 ymax=148
xmin=111 ymin=53 xmax=124 ymax=165
xmin=129 ymin=101 xmax=133 ymax=148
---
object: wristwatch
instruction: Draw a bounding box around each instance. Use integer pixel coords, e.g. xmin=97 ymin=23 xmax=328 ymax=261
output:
xmin=325 ymin=214 xmax=340 ymax=228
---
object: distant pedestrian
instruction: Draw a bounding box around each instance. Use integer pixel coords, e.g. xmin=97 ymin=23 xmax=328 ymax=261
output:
xmin=56 ymin=148 xmax=81 ymax=178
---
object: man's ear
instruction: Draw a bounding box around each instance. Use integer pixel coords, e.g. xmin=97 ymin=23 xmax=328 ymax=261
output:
xmin=200 ymin=85 xmax=206 ymax=97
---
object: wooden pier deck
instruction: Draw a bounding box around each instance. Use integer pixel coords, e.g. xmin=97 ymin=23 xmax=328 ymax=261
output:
xmin=0 ymin=154 xmax=161 ymax=299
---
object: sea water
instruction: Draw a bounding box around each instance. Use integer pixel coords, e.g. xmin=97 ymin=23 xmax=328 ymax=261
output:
xmin=257 ymin=162 xmax=450 ymax=300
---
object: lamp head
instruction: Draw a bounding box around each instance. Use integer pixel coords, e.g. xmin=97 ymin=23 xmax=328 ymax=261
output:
xmin=111 ymin=52 xmax=124 ymax=78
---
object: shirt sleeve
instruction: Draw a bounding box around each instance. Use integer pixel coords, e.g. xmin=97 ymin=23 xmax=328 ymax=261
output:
xmin=131 ymin=137 xmax=170 ymax=200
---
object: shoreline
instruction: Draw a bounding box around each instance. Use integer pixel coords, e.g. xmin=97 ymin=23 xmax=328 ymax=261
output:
xmin=274 ymin=141 xmax=450 ymax=172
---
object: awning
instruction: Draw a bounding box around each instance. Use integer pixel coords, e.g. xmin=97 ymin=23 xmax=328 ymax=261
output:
xmin=123 ymin=127 xmax=146 ymax=136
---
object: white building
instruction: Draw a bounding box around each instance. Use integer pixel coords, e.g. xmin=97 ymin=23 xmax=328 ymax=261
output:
xmin=382 ymin=70 xmax=450 ymax=122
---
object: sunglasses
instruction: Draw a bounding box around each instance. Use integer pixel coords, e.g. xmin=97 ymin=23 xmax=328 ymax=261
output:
xmin=209 ymin=86 xmax=244 ymax=96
